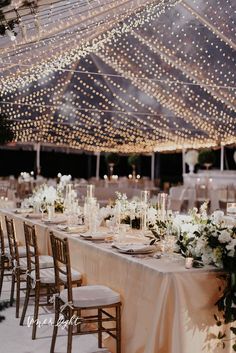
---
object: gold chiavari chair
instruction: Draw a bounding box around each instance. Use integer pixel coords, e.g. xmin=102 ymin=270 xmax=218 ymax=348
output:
xmin=20 ymin=223 xmax=82 ymax=340
xmin=50 ymin=232 xmax=121 ymax=353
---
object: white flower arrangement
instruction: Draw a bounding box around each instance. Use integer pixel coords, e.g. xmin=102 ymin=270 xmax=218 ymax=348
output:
xmin=18 ymin=171 xmax=33 ymax=183
xmin=185 ymin=150 xmax=199 ymax=174
xmin=185 ymin=150 xmax=199 ymax=166
xmin=57 ymin=173 xmax=72 ymax=189
xmin=96 ymin=192 xmax=158 ymax=230
xmin=21 ymin=184 xmax=64 ymax=212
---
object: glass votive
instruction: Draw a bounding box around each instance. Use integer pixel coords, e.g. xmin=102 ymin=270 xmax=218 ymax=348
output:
xmin=185 ymin=257 xmax=193 ymax=269
xmin=141 ymin=190 xmax=150 ymax=203
xmin=47 ymin=205 xmax=55 ymax=221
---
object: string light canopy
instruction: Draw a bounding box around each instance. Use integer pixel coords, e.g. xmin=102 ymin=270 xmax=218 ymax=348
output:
xmin=0 ymin=0 xmax=235 ymax=153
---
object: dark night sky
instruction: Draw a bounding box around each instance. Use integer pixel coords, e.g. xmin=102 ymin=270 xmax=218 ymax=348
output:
xmin=0 ymin=147 xmax=235 ymax=186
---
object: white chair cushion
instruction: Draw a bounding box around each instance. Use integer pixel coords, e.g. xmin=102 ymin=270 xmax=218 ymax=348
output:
xmin=19 ymin=255 xmax=54 ymax=270
xmin=60 ymin=285 xmax=120 ymax=308
xmin=31 ymin=268 xmax=55 ymax=284
xmin=18 ymin=246 xmax=27 ymax=257
xmin=5 ymin=245 xmax=27 ymax=258
xmin=19 ymin=257 xmax=28 ymax=270
xmin=38 ymin=255 xmax=54 ymax=268
xmin=31 ymin=267 xmax=82 ymax=284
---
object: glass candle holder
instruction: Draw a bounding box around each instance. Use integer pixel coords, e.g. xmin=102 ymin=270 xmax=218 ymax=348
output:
xmin=88 ymin=199 xmax=99 ymax=235
xmin=140 ymin=190 xmax=150 ymax=235
xmin=87 ymin=184 xmax=95 ymax=199
xmin=185 ymin=257 xmax=194 ymax=269
xmin=157 ymin=193 xmax=169 ymax=221
xmin=141 ymin=190 xmax=150 ymax=203
xmin=47 ymin=204 xmax=55 ymax=221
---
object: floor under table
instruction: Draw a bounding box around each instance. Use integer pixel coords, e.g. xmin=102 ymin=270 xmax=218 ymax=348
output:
xmin=0 ymin=277 xmax=110 ymax=353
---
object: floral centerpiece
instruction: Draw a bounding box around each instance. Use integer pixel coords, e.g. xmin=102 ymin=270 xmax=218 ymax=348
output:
xmin=18 ymin=171 xmax=33 ymax=183
xmin=57 ymin=173 xmax=72 ymax=187
xmin=185 ymin=150 xmax=199 ymax=174
xmin=175 ymin=202 xmax=236 ymax=351
xmin=21 ymin=184 xmax=64 ymax=213
xmin=98 ymin=192 xmax=158 ymax=230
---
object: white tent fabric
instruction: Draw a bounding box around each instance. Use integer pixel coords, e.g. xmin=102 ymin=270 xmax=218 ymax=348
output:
xmin=0 ymin=0 xmax=235 ymax=152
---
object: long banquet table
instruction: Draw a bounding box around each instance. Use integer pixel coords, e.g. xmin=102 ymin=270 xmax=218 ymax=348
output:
xmin=0 ymin=209 xmax=232 ymax=353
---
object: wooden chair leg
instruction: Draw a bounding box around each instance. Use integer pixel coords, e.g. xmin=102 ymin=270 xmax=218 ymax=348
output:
xmin=10 ymin=272 xmax=15 ymax=306
xmin=20 ymin=278 xmax=31 ymax=326
xmin=32 ymin=285 xmax=40 ymax=340
xmin=116 ymin=305 xmax=121 ymax=353
xmin=15 ymin=271 xmax=21 ymax=318
xmin=50 ymin=297 xmax=60 ymax=353
xmin=76 ymin=309 xmax=81 ymax=334
xmin=67 ymin=310 xmax=73 ymax=353
xmin=0 ymin=263 xmax=4 ymax=297
xmin=98 ymin=308 xmax=102 ymax=348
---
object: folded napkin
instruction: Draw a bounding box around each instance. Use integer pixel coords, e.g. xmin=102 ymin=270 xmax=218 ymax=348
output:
xmin=58 ymin=225 xmax=87 ymax=234
xmin=80 ymin=231 xmax=111 ymax=240
xmin=43 ymin=218 xmax=66 ymax=225
xmin=112 ymin=243 xmax=156 ymax=254
xmin=25 ymin=213 xmax=42 ymax=219
xmin=15 ymin=208 xmax=33 ymax=214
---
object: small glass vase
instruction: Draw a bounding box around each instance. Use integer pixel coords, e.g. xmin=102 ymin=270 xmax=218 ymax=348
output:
xmin=140 ymin=190 xmax=150 ymax=236
xmin=47 ymin=205 xmax=55 ymax=221
xmin=87 ymin=184 xmax=95 ymax=199
xmin=157 ymin=193 xmax=169 ymax=221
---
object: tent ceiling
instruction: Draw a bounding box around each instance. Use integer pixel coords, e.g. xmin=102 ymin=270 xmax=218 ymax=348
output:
xmin=0 ymin=0 xmax=235 ymax=153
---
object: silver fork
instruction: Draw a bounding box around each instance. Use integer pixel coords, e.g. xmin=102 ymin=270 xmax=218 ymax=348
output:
xmin=132 ymin=253 xmax=161 ymax=260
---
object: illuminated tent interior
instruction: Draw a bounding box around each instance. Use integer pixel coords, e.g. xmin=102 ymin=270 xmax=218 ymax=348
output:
xmin=1 ymin=5 xmax=236 ymax=353
xmin=0 ymin=0 xmax=235 ymax=154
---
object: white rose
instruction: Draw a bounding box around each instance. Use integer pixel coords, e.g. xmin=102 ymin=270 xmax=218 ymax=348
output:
xmin=180 ymin=223 xmax=199 ymax=237
xmin=202 ymin=247 xmax=214 ymax=265
xmin=218 ymin=230 xmax=232 ymax=243
xmin=226 ymin=239 xmax=236 ymax=257
xmin=147 ymin=207 xmax=158 ymax=224
xmin=211 ymin=211 xmax=224 ymax=224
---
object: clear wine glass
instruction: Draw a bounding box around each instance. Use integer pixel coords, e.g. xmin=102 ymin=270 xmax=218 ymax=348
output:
xmin=39 ymin=202 xmax=47 ymax=220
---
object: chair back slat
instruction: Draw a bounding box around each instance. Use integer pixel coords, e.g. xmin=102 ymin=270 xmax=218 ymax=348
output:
xmin=0 ymin=223 xmax=5 ymax=257
xmin=50 ymin=232 xmax=73 ymax=302
xmin=23 ymin=223 xmax=40 ymax=278
xmin=5 ymin=216 xmax=19 ymax=265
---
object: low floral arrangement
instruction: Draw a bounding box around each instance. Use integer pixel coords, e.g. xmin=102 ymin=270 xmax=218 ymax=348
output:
xmin=21 ymin=184 xmax=64 ymax=213
xmin=174 ymin=202 xmax=236 ymax=351
xmin=57 ymin=173 xmax=72 ymax=186
xmin=18 ymin=171 xmax=33 ymax=183
xmin=103 ymin=192 xmax=158 ymax=229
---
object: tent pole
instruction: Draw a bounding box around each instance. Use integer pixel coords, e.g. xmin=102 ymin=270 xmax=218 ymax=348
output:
xmin=151 ymin=153 xmax=155 ymax=182
xmin=182 ymin=148 xmax=186 ymax=176
xmin=36 ymin=143 xmax=41 ymax=175
xmin=220 ymin=145 xmax=224 ymax=171
xmin=96 ymin=152 xmax=100 ymax=180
